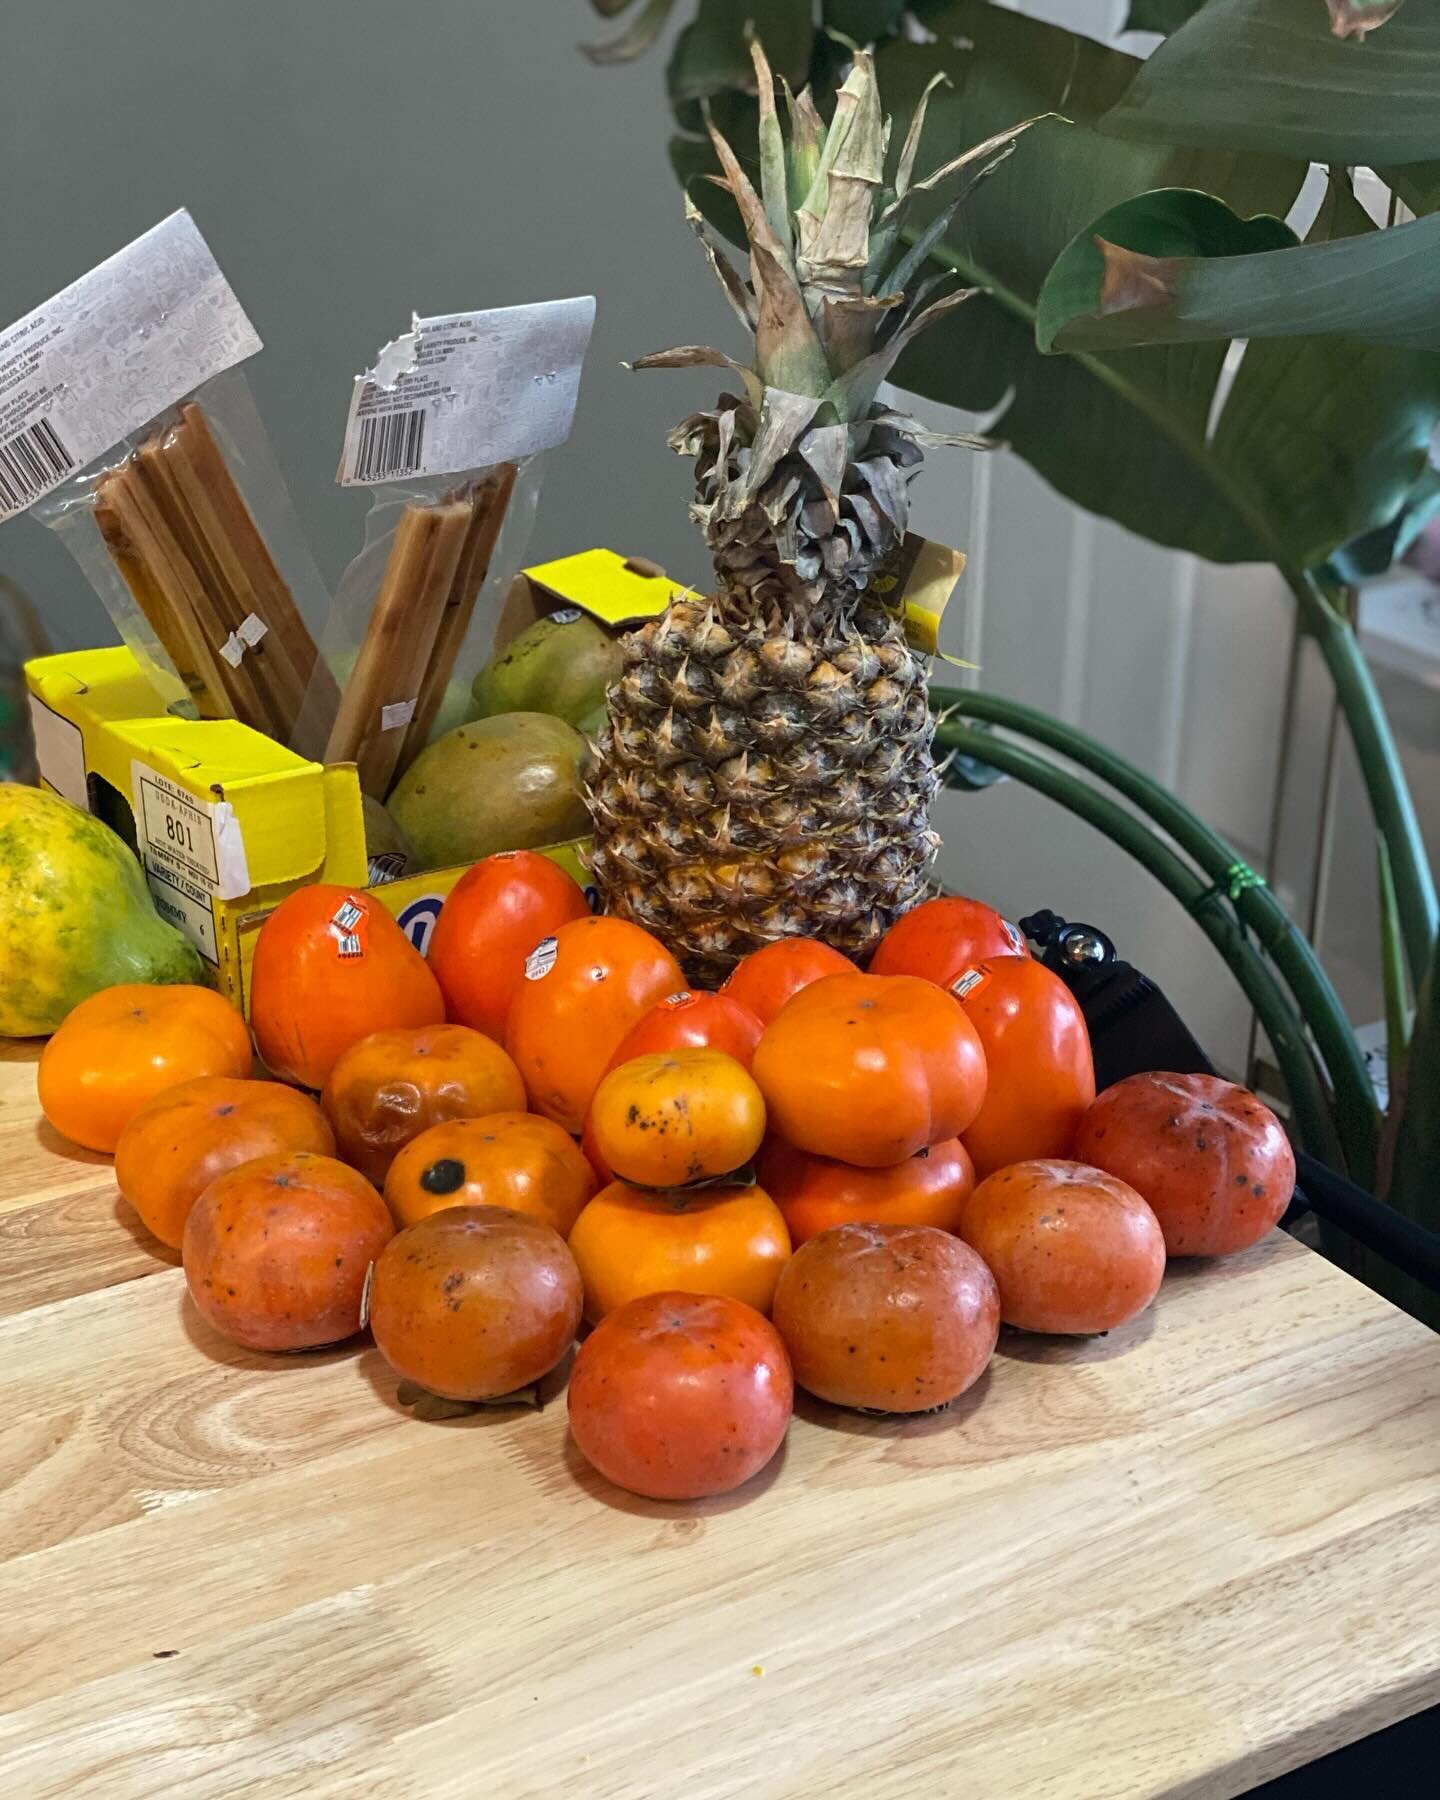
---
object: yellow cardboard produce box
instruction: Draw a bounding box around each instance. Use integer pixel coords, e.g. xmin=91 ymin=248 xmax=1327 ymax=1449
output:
xmin=24 ymin=550 xmax=687 ymax=1015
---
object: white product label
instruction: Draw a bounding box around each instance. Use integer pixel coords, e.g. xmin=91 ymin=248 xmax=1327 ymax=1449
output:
xmin=338 ymin=296 xmax=596 ymax=486
xmin=132 ymin=764 xmax=251 ymax=904
xmin=28 ymin=696 xmax=88 ymax=806
xmin=0 ymin=210 xmax=261 ymax=523
xmin=379 ymin=699 xmax=416 ymax=732
xmin=524 ymin=935 xmax=558 ymax=981
xmin=1001 ymin=917 xmax=1026 ymax=954
xmin=144 ymin=869 xmax=218 ymax=963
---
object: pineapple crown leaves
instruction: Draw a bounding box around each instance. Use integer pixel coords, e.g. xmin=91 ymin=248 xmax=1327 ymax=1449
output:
xmin=629 ymin=38 xmax=1045 ymax=592
xmin=632 ymin=39 xmax=1045 ymax=426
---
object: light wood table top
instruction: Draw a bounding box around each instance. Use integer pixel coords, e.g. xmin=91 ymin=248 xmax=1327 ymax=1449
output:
xmin=1 ymin=1039 xmax=1437 ymax=1800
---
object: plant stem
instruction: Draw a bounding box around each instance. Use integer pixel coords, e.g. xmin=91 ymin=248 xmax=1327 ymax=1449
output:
xmin=932 ymin=718 xmax=1346 ymax=1171
xmin=932 ymin=687 xmax=1379 ymax=1185
xmin=1294 ymin=572 xmax=1438 ymax=987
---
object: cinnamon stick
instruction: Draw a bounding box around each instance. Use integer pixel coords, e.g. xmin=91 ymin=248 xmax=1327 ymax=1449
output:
xmin=96 ymin=466 xmax=236 ymax=721
xmin=398 ymin=464 xmax=518 ymax=768
xmin=324 ymin=500 xmax=472 ymax=798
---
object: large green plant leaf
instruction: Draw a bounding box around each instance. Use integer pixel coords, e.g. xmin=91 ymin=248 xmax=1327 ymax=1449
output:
xmin=823 ymin=0 xmax=909 ymax=43
xmin=1124 ymin=0 xmax=1207 ymax=30
xmin=1037 ymin=188 xmax=1440 ymax=350
xmin=666 ymin=0 xmax=813 ymax=103
xmin=1104 ymin=0 xmax=1440 ymax=164
xmin=667 ymin=1 xmax=1440 ymax=572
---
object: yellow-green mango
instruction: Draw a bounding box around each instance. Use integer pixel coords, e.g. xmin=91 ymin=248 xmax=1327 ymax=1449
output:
xmin=0 ymin=784 xmax=203 ymax=1037
xmin=470 ymin=609 xmax=623 ymax=728
xmin=389 ymin=712 xmax=591 ymax=871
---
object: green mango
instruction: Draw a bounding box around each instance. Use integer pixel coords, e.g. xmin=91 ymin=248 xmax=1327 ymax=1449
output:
xmin=0 ymin=784 xmax=204 ymax=1037
xmin=470 ymin=609 xmax=624 ymax=728
xmin=389 ymin=712 xmax=592 ymax=871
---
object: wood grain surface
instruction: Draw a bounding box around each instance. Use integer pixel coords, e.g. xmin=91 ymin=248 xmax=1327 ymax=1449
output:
xmin=1 ymin=1041 xmax=1437 ymax=1799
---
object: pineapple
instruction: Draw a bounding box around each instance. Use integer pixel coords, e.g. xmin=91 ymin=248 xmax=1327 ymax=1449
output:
xmin=589 ymin=43 xmax=1034 ymax=985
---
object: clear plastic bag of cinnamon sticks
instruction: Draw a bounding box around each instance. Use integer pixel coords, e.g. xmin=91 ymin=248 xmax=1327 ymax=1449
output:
xmin=5 ymin=213 xmax=336 ymax=759
xmin=307 ymin=299 xmax=595 ymax=803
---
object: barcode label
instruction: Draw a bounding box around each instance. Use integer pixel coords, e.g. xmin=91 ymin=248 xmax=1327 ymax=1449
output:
xmin=0 ymin=417 xmax=74 ymax=512
xmin=349 ymin=408 xmax=426 ymax=482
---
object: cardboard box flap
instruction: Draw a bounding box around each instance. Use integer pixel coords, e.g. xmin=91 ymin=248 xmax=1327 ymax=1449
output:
xmin=523 ymin=548 xmax=699 ymax=629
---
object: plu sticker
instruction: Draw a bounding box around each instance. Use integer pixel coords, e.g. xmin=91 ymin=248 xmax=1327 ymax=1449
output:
xmin=950 ymin=965 xmax=991 ymax=1002
xmin=525 ymin=935 xmax=559 ymax=981
xmin=662 ymin=990 xmax=694 ymax=1008
xmin=1001 ymin=917 xmax=1027 ymax=955
xmin=550 ymin=607 xmax=582 ymax=625
xmin=329 ymin=896 xmax=368 ymax=959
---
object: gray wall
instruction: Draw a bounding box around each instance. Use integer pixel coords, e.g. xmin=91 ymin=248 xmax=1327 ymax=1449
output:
xmin=0 ymin=0 xmax=728 ymax=645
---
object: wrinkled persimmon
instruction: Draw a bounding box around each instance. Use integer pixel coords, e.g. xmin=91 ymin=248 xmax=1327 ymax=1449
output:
xmin=321 ymin=1022 xmax=526 ymax=1187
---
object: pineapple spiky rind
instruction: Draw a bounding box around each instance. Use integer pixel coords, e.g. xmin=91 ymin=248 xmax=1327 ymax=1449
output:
xmin=589 ymin=43 xmax=1041 ymax=980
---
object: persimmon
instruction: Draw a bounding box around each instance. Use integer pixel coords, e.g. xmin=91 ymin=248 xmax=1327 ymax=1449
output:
xmin=721 ymin=937 xmax=853 ymax=1027
xmin=116 ymin=1076 xmax=334 ymax=1250
xmin=604 ymin=989 xmax=763 ymax=1072
xmin=182 ymin=1151 xmax=394 ymax=1352
xmin=321 ymin=1023 xmax=526 ymax=1187
xmin=960 ymin=1159 xmax=1166 ymax=1335
xmin=772 ymin=1222 xmax=999 ymax=1413
xmin=1073 ymin=1072 xmax=1294 ymax=1257
xmin=568 ymin=1291 xmax=792 ymax=1501
xmin=383 ymin=1112 xmax=596 ymax=1236
xmin=752 ymin=972 xmax=987 ymax=1167
xmin=505 ymin=916 xmax=683 ymax=1131
xmin=567 ymin=1180 xmax=791 ymax=1322
xmin=757 ymin=1136 xmax=975 ymax=1247
xmin=950 ymin=958 xmax=1095 ymax=1179
xmin=38 ymin=983 xmax=253 ymax=1153
xmin=581 ymin=1108 xmax=614 ymax=1189
xmin=870 ymin=894 xmax=1029 ymax=985
xmin=249 ymin=885 xmax=444 ymax=1091
xmin=426 ymin=850 xmax=591 ymax=1041
xmin=589 ymin=1049 xmax=766 ymax=1189
xmin=369 ymin=1206 xmax=583 ymax=1401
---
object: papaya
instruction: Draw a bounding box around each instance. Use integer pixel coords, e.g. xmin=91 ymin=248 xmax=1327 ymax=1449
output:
xmin=0 ymin=785 xmax=203 ymax=1037
xmin=470 ymin=609 xmax=623 ymax=729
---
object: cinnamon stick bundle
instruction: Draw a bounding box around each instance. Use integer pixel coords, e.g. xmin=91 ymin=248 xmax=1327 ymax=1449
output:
xmin=92 ymin=405 xmax=334 ymax=755
xmin=325 ymin=466 xmax=518 ymax=799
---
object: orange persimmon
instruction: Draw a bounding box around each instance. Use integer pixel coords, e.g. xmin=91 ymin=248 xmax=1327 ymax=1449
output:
xmin=249 ymin=885 xmax=443 ymax=1091
xmin=567 ymin=1180 xmax=791 ymax=1322
xmin=959 ymin=1159 xmax=1166 ymax=1335
xmin=752 ymin=972 xmax=987 ymax=1167
xmin=504 ymin=916 xmax=683 ymax=1131
xmin=39 ymin=983 xmax=253 ymax=1153
xmin=383 ymin=1112 xmax=596 ymax=1237
xmin=950 ymin=957 xmax=1095 ymax=1179
xmin=182 ymin=1150 xmax=394 ymax=1352
xmin=116 ymin=1075 xmax=334 ymax=1249
xmin=588 ymin=1049 xmax=766 ymax=1189
xmin=757 ymin=1135 xmax=975 ymax=1247
xmin=426 ymin=850 xmax=591 ymax=1041
xmin=721 ymin=937 xmax=853 ymax=1027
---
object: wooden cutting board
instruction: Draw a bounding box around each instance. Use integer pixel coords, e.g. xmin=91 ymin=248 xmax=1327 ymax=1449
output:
xmin=1 ymin=1040 xmax=1437 ymax=1799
